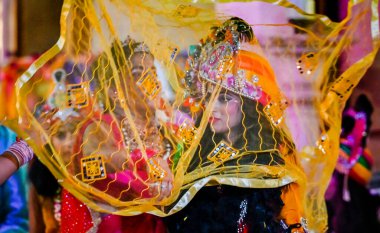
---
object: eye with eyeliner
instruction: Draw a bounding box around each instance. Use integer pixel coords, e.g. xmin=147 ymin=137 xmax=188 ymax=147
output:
xmin=217 ymin=94 xmax=235 ymax=103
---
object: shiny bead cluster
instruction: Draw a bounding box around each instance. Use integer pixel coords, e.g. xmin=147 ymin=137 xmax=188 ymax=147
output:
xmin=121 ymin=119 xmax=163 ymax=153
xmin=53 ymin=188 xmax=62 ymax=223
xmin=148 ymin=157 xmax=166 ymax=181
xmin=237 ymin=199 xmax=248 ymax=233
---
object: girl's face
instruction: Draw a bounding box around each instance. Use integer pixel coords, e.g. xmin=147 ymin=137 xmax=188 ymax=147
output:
xmin=107 ymin=52 xmax=157 ymax=116
xmin=208 ymin=91 xmax=243 ymax=136
xmin=130 ymin=52 xmax=156 ymax=81
xmin=51 ymin=123 xmax=76 ymax=164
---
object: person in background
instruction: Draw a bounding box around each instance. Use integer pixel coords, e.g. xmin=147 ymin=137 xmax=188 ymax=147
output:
xmin=326 ymin=94 xmax=380 ymax=233
xmin=28 ymin=113 xmax=80 ymax=233
xmin=0 ymin=125 xmax=33 ymax=233
xmin=28 ymin=39 xmax=171 ymax=233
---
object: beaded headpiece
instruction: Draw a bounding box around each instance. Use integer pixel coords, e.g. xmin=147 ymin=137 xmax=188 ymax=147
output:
xmin=183 ymin=17 xmax=288 ymax=125
xmin=133 ymin=42 xmax=151 ymax=54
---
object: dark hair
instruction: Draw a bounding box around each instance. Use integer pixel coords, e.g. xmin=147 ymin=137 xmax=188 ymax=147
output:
xmin=354 ymin=94 xmax=373 ymax=131
xmin=341 ymin=115 xmax=356 ymax=138
xmin=171 ymin=95 xmax=288 ymax=232
xmin=187 ymin=94 xmax=288 ymax=172
xmin=28 ymin=145 xmax=60 ymax=197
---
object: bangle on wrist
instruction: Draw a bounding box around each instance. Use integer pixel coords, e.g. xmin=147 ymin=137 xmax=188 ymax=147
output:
xmin=6 ymin=140 xmax=34 ymax=167
xmin=2 ymin=152 xmax=20 ymax=169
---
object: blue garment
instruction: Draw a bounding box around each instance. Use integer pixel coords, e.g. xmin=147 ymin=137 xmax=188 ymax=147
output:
xmin=0 ymin=126 xmax=16 ymax=154
xmin=0 ymin=126 xmax=29 ymax=233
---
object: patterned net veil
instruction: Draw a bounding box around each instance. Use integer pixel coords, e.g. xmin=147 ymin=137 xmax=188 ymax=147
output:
xmin=2 ymin=0 xmax=380 ymax=232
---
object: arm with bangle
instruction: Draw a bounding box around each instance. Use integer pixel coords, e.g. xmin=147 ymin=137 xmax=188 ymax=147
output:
xmin=0 ymin=139 xmax=34 ymax=185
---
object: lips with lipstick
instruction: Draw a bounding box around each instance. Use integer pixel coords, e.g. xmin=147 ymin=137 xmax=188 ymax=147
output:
xmin=208 ymin=116 xmax=220 ymax=123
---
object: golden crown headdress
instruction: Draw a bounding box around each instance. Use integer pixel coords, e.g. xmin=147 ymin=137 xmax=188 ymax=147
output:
xmin=182 ymin=17 xmax=288 ymax=125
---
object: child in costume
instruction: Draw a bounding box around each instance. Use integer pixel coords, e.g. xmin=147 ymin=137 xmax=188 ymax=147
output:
xmin=80 ymin=39 xmax=173 ymax=202
xmin=28 ymin=47 xmax=170 ymax=232
xmin=165 ymin=17 xmax=307 ymax=233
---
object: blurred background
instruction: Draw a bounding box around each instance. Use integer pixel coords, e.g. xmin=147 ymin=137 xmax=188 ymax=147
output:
xmin=0 ymin=0 xmax=379 ymax=232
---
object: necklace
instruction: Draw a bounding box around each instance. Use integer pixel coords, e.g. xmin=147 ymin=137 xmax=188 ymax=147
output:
xmin=53 ymin=187 xmax=62 ymax=224
xmin=120 ymin=118 xmax=164 ymax=153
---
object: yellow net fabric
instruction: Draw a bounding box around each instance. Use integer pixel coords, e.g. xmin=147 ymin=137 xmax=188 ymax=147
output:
xmin=2 ymin=0 xmax=379 ymax=232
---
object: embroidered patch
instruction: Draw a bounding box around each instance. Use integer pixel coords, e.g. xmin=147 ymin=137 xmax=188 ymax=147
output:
xmin=178 ymin=122 xmax=197 ymax=145
xmin=148 ymin=158 xmax=167 ymax=181
xmin=67 ymin=82 xmax=89 ymax=108
xmin=296 ymin=52 xmax=318 ymax=77
xmin=207 ymin=141 xmax=238 ymax=165
xmin=136 ymin=73 xmax=161 ymax=99
xmin=263 ymin=99 xmax=288 ymax=126
xmin=81 ymin=155 xmax=106 ymax=182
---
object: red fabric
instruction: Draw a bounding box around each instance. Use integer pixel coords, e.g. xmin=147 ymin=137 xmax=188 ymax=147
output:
xmin=60 ymin=189 xmax=93 ymax=233
xmin=92 ymin=149 xmax=157 ymax=200
xmin=61 ymin=189 xmax=166 ymax=233
xmin=98 ymin=214 xmax=166 ymax=233
xmin=74 ymin=113 xmax=123 ymax=154
xmin=62 ymin=112 xmax=166 ymax=232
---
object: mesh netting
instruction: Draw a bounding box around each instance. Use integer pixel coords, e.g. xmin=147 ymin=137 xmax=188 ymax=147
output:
xmin=2 ymin=0 xmax=379 ymax=232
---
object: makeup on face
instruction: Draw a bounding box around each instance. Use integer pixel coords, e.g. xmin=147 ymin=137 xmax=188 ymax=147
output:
xmin=208 ymin=91 xmax=243 ymax=138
